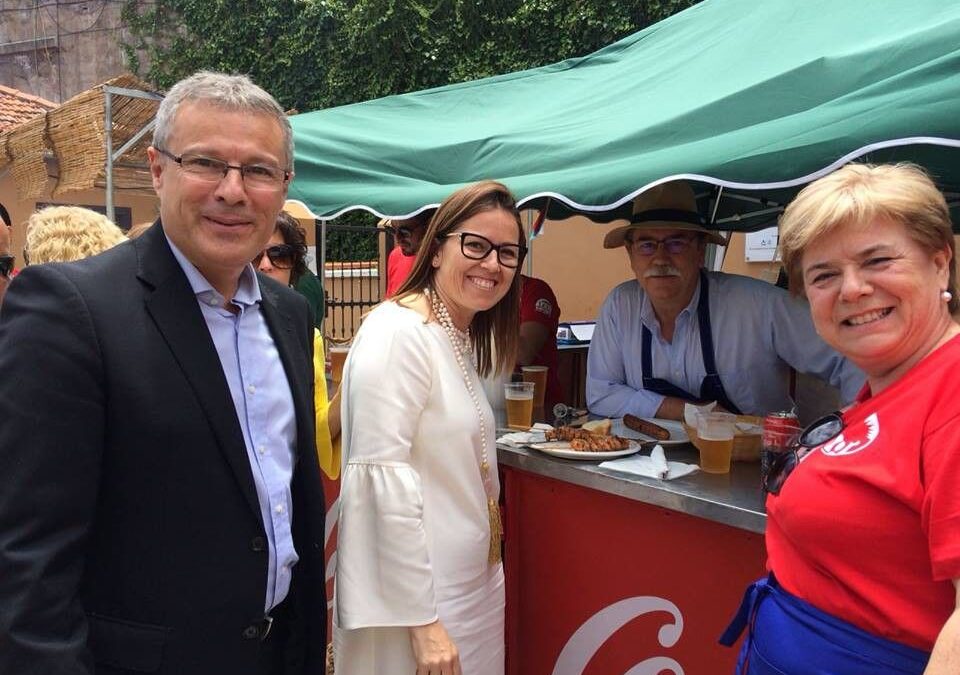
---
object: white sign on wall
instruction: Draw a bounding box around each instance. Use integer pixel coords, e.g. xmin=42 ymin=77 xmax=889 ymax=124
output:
xmin=744 ymin=226 xmax=780 ymax=262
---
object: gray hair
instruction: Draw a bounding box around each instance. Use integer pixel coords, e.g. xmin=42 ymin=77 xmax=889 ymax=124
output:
xmin=153 ymin=71 xmax=294 ymax=170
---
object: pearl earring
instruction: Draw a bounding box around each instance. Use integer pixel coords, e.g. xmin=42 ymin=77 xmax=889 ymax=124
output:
xmin=942 ymin=290 xmax=953 ymax=303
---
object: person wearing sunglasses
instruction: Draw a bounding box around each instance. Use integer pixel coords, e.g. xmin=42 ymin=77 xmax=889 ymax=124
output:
xmin=587 ymin=181 xmax=863 ymax=422
xmin=255 ymin=211 xmax=341 ymax=481
xmin=334 ymin=181 xmax=525 ymax=675
xmin=0 ymin=203 xmax=12 ymax=312
xmin=384 ymin=210 xmax=433 ymax=297
xmin=722 ymin=164 xmax=960 ymax=675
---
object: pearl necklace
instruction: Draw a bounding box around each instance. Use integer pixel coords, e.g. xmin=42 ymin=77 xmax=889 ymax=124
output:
xmin=428 ymin=288 xmax=502 ymax=565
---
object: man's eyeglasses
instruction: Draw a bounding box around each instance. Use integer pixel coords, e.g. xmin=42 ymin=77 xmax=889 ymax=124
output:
xmin=763 ymin=412 xmax=845 ymax=495
xmin=392 ymin=226 xmax=414 ymax=240
xmin=442 ymin=232 xmax=526 ymax=269
xmin=0 ymin=254 xmax=13 ymax=278
xmin=628 ymin=234 xmax=697 ymax=256
xmin=155 ymin=147 xmax=290 ymax=190
xmin=252 ymin=244 xmax=297 ymax=270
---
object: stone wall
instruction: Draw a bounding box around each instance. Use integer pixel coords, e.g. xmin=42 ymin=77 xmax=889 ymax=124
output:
xmin=0 ymin=0 xmax=138 ymax=103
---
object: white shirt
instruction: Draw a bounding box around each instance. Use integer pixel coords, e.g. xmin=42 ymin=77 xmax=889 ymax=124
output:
xmin=587 ymin=272 xmax=864 ymax=418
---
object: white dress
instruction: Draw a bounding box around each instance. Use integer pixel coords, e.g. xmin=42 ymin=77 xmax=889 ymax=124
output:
xmin=333 ymin=302 xmax=505 ymax=675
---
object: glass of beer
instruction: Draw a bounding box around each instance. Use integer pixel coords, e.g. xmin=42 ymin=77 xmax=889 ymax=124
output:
xmin=696 ymin=412 xmax=736 ymax=474
xmin=329 ymin=345 xmax=350 ymax=385
xmin=521 ymin=366 xmax=548 ymax=409
xmin=504 ymin=382 xmax=536 ymax=430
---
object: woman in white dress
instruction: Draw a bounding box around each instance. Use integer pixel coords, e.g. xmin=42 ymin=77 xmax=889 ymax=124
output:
xmin=334 ymin=181 xmax=526 ymax=675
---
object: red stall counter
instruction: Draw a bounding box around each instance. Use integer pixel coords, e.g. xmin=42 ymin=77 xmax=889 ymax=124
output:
xmin=498 ymin=443 xmax=766 ymax=675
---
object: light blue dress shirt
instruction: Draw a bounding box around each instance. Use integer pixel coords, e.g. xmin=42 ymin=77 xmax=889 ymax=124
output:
xmin=586 ymin=272 xmax=864 ymax=419
xmin=167 ymin=237 xmax=298 ymax=612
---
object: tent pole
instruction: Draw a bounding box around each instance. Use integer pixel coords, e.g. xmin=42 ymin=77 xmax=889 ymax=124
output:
xmin=319 ymin=219 xmax=327 ymax=334
xmin=104 ymin=88 xmax=114 ymax=224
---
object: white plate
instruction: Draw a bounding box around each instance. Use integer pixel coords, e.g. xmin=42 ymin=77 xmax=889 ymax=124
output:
xmin=529 ymin=440 xmax=642 ymax=460
xmin=613 ymin=418 xmax=689 ymax=445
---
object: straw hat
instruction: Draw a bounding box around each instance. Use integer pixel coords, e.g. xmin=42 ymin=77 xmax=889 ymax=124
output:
xmin=603 ymin=182 xmax=726 ymax=248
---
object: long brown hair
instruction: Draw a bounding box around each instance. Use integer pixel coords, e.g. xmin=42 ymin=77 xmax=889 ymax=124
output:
xmin=394 ymin=180 xmax=527 ymax=377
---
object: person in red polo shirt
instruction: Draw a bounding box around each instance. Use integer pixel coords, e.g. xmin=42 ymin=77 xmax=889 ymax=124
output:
xmin=385 ymin=211 xmax=433 ymax=297
xmin=517 ymin=274 xmax=562 ymax=410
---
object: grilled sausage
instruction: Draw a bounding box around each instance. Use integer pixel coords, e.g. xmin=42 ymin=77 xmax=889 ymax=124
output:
xmin=623 ymin=414 xmax=671 ymax=440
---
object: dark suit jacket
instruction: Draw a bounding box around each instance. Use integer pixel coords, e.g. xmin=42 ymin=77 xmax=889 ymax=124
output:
xmin=0 ymin=223 xmax=327 ymax=674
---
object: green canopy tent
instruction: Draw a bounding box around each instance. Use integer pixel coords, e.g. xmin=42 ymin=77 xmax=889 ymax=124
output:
xmin=289 ymin=0 xmax=960 ymax=232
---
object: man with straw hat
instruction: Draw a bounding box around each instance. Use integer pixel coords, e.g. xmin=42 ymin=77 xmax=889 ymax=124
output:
xmin=587 ymin=181 xmax=863 ymax=421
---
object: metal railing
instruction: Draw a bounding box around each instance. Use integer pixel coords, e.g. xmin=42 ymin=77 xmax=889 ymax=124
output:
xmin=319 ymin=220 xmax=391 ymax=341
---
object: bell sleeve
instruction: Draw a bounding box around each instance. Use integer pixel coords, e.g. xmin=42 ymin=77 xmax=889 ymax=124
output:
xmin=335 ymin=317 xmax=438 ymax=630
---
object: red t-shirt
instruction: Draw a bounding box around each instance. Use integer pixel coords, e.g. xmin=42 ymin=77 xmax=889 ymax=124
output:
xmin=386 ymin=246 xmax=416 ymax=298
xmin=766 ymin=334 xmax=960 ymax=650
xmin=519 ymin=275 xmax=562 ymax=409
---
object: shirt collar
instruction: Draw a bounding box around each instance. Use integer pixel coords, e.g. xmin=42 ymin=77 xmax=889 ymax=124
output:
xmin=165 ymin=234 xmax=262 ymax=309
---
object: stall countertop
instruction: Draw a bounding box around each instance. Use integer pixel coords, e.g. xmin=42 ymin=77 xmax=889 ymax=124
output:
xmin=497 ymin=442 xmax=767 ymax=534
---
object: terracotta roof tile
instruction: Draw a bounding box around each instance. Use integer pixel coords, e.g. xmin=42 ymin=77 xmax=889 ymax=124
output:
xmin=0 ymin=85 xmax=56 ymax=133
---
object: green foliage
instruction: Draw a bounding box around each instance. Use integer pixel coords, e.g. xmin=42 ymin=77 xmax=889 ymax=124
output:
xmin=121 ymin=0 xmax=339 ymax=112
xmin=121 ymin=0 xmax=699 ymax=259
xmin=323 ymin=212 xmax=382 ymax=261
xmin=122 ymin=0 xmax=699 ymax=110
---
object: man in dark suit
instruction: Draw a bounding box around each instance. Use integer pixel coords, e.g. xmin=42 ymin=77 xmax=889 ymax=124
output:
xmin=0 ymin=72 xmax=327 ymax=674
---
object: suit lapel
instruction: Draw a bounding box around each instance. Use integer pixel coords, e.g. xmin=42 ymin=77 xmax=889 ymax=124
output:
xmin=135 ymin=224 xmax=263 ymax=522
xmin=259 ymin=280 xmax=313 ymax=463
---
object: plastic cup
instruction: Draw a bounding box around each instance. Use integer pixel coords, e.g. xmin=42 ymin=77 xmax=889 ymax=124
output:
xmin=329 ymin=346 xmax=350 ymax=385
xmin=697 ymin=412 xmax=736 ymax=474
xmin=521 ymin=366 xmax=548 ymax=409
xmin=504 ymin=381 xmax=536 ymax=430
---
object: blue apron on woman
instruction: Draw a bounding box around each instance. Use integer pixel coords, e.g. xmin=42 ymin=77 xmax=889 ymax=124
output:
xmin=720 ymin=574 xmax=930 ymax=674
xmin=641 ymin=270 xmax=742 ymax=414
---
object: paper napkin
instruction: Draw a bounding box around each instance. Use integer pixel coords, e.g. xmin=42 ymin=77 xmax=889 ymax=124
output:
xmin=599 ymin=444 xmax=699 ymax=480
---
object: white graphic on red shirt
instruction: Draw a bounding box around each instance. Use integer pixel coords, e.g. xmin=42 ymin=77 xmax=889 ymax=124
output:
xmin=535 ymin=298 xmax=553 ymax=316
xmin=818 ymin=412 xmax=879 ymax=457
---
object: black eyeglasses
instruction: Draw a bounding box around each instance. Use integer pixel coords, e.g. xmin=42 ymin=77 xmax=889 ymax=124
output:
xmin=763 ymin=412 xmax=845 ymax=495
xmin=392 ymin=226 xmax=414 ymax=240
xmin=0 ymin=254 xmax=14 ymax=278
xmin=627 ymin=234 xmax=697 ymax=256
xmin=442 ymin=232 xmax=526 ymax=269
xmin=252 ymin=244 xmax=297 ymax=269
xmin=155 ymin=147 xmax=290 ymax=190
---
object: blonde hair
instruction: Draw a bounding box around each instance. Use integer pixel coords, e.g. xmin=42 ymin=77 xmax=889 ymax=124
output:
xmin=25 ymin=206 xmax=127 ymax=264
xmin=779 ymin=163 xmax=957 ymax=312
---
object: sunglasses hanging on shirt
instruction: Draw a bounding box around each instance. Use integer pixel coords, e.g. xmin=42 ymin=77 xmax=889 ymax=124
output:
xmin=763 ymin=412 xmax=845 ymax=495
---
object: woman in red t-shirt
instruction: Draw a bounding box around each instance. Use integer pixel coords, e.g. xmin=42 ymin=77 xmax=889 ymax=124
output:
xmin=722 ymin=163 xmax=960 ymax=674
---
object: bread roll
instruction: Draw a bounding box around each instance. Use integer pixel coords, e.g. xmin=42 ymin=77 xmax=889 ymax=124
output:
xmin=581 ymin=418 xmax=611 ymax=435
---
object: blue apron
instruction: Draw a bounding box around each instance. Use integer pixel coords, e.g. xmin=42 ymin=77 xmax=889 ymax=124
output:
xmin=641 ymin=270 xmax=742 ymax=415
xmin=720 ymin=575 xmax=930 ymax=674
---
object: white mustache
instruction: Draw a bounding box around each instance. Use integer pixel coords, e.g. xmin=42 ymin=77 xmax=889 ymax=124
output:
xmin=644 ymin=264 xmax=681 ymax=278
